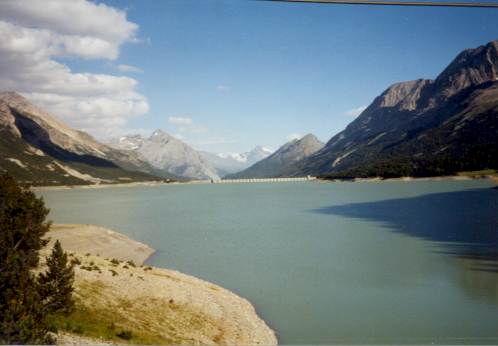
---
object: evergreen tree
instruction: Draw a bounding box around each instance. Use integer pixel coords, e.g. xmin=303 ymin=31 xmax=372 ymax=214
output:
xmin=39 ymin=240 xmax=75 ymax=315
xmin=0 ymin=173 xmax=53 ymax=344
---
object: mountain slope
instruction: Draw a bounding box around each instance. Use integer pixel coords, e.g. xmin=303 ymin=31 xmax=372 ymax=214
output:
xmin=109 ymin=131 xmax=219 ymax=180
xmin=227 ymin=134 xmax=323 ymax=179
xmin=289 ymin=40 xmax=498 ymax=178
xmin=200 ymin=146 xmax=273 ymax=177
xmin=0 ymin=92 xmax=166 ymax=185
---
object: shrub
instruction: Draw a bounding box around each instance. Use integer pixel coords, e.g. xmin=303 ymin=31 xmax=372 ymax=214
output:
xmin=116 ymin=329 xmax=133 ymax=340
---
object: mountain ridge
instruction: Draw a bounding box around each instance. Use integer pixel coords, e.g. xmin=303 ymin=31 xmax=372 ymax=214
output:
xmin=227 ymin=134 xmax=323 ymax=179
xmin=108 ymin=130 xmax=219 ymax=180
xmin=200 ymin=146 xmax=273 ymax=177
xmin=0 ymin=92 xmax=169 ymax=185
xmin=288 ymin=39 xmax=498 ymax=178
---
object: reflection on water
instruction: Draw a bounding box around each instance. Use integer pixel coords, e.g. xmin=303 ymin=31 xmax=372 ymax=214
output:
xmin=313 ymin=187 xmax=498 ymax=265
xmin=450 ymin=256 xmax=498 ymax=306
xmin=313 ymin=186 xmax=498 ymax=305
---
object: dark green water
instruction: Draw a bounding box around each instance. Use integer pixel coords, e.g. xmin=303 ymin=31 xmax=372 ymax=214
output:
xmin=39 ymin=180 xmax=498 ymax=344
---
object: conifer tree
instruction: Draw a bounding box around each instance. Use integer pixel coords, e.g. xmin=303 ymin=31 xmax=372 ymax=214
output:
xmin=0 ymin=173 xmax=53 ymax=344
xmin=39 ymin=240 xmax=75 ymax=315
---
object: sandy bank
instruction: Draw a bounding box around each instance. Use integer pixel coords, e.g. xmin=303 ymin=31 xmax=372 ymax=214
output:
xmin=47 ymin=224 xmax=155 ymax=265
xmin=43 ymin=224 xmax=277 ymax=345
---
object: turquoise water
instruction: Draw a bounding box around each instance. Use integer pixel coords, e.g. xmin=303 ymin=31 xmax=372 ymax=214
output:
xmin=39 ymin=180 xmax=498 ymax=344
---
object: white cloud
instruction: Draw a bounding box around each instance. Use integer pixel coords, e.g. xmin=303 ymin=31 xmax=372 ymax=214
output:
xmin=117 ymin=64 xmax=143 ymax=73
xmin=168 ymin=116 xmax=193 ymax=126
xmin=216 ymin=85 xmax=230 ymax=92
xmin=0 ymin=0 xmax=137 ymax=49
xmin=346 ymin=105 xmax=367 ymax=117
xmin=286 ymin=133 xmax=302 ymax=142
xmin=167 ymin=116 xmax=208 ymax=134
xmin=0 ymin=0 xmax=147 ymax=138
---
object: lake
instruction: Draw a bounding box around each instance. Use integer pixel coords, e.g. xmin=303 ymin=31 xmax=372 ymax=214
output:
xmin=38 ymin=179 xmax=498 ymax=344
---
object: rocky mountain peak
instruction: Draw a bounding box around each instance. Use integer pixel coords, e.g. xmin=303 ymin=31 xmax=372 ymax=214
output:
xmin=227 ymin=134 xmax=323 ymax=179
xmin=299 ymin=133 xmax=320 ymax=143
xmin=373 ymin=79 xmax=432 ymax=112
xmin=420 ymin=39 xmax=498 ymax=108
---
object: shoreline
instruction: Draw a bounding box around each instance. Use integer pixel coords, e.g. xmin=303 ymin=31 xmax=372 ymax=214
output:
xmin=31 ymin=173 xmax=497 ymax=191
xmin=44 ymin=223 xmax=277 ymax=345
xmin=337 ymin=174 xmax=498 ymax=183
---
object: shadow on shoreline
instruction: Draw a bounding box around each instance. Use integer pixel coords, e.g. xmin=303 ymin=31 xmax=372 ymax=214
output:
xmin=311 ymin=187 xmax=498 ymax=272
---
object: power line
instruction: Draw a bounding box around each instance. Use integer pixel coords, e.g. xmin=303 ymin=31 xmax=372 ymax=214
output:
xmin=259 ymin=0 xmax=498 ymax=8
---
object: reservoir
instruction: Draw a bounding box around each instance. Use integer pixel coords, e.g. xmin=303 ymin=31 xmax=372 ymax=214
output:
xmin=39 ymin=179 xmax=498 ymax=344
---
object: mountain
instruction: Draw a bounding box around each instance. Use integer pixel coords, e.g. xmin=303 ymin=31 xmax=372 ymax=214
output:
xmin=200 ymin=146 xmax=273 ymax=177
xmin=109 ymin=131 xmax=219 ymax=180
xmin=289 ymin=40 xmax=498 ymax=178
xmin=0 ymin=92 xmax=168 ymax=186
xmin=227 ymin=134 xmax=324 ymax=179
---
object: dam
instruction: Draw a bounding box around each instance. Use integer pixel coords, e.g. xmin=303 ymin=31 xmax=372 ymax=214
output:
xmin=214 ymin=176 xmax=317 ymax=184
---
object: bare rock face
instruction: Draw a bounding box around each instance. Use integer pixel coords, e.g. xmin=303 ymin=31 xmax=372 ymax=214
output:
xmin=375 ymin=79 xmax=432 ymax=111
xmin=227 ymin=134 xmax=324 ymax=179
xmin=421 ymin=40 xmax=498 ymax=108
xmin=110 ymin=130 xmax=220 ymax=180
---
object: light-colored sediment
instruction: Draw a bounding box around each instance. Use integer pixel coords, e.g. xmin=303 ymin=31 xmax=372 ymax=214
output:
xmin=43 ymin=224 xmax=277 ymax=345
xmin=47 ymin=224 xmax=155 ymax=265
xmin=54 ymin=332 xmax=115 ymax=345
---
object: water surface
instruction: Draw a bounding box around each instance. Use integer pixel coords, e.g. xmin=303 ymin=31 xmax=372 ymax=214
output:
xmin=39 ymin=180 xmax=498 ymax=344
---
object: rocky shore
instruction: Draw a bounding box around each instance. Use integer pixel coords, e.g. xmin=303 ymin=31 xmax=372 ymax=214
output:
xmin=43 ymin=224 xmax=277 ymax=345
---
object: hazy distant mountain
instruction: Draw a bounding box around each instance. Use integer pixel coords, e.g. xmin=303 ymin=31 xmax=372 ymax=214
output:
xmin=289 ymin=39 xmax=498 ymax=178
xmin=109 ymin=130 xmax=219 ymax=180
xmin=227 ymin=134 xmax=324 ymax=179
xmin=0 ymin=92 xmax=166 ymax=185
xmin=200 ymin=146 xmax=273 ymax=177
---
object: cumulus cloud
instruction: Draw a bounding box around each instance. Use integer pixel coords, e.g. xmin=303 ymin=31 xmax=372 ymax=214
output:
xmin=286 ymin=133 xmax=303 ymax=142
xmin=117 ymin=64 xmax=143 ymax=73
xmin=168 ymin=116 xmax=193 ymax=126
xmin=0 ymin=0 xmax=147 ymax=138
xmin=346 ymin=105 xmax=367 ymax=117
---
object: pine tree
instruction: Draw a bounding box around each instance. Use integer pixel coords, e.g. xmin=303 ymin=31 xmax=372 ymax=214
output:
xmin=0 ymin=173 xmax=54 ymax=344
xmin=39 ymin=240 xmax=75 ymax=315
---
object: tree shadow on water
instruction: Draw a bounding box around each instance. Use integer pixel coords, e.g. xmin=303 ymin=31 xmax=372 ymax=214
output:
xmin=312 ymin=187 xmax=498 ymax=272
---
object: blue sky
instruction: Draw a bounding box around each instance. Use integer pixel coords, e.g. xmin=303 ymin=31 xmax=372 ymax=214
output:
xmin=2 ymin=0 xmax=498 ymax=153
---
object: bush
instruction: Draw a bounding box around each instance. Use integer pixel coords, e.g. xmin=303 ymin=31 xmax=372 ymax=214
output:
xmin=116 ymin=329 xmax=133 ymax=340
